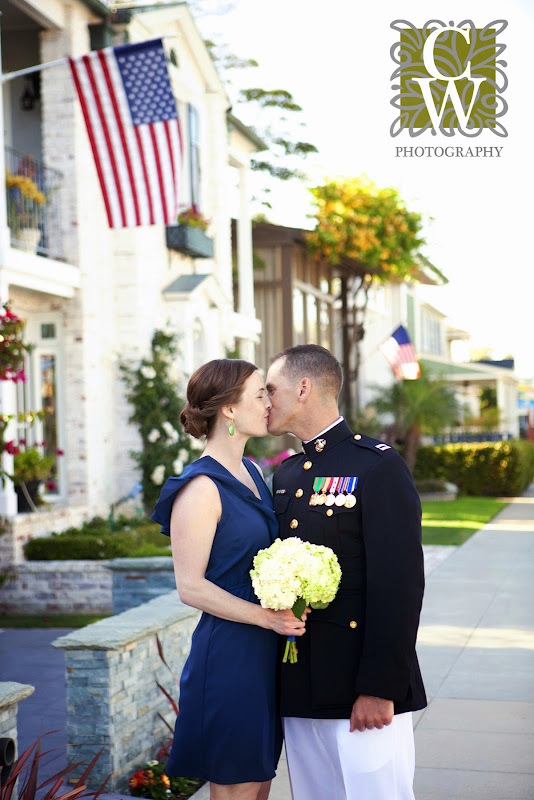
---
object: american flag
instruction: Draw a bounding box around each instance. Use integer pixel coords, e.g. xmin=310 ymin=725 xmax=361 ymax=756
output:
xmin=378 ymin=325 xmax=421 ymax=380
xmin=69 ymin=39 xmax=182 ymax=229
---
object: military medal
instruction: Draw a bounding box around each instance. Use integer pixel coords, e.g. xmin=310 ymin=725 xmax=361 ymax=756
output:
xmin=335 ymin=476 xmax=348 ymax=506
xmin=324 ymin=476 xmax=335 ymax=506
xmin=344 ymin=476 xmax=358 ymax=508
xmin=311 ymin=476 xmax=327 ymax=506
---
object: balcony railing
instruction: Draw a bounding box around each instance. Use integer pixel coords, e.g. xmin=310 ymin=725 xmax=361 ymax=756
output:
xmin=5 ymin=147 xmax=64 ymax=260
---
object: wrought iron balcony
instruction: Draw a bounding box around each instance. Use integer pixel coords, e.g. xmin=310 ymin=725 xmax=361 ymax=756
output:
xmin=5 ymin=147 xmax=64 ymax=260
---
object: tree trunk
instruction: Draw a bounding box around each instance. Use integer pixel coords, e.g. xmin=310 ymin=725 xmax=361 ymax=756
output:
xmin=403 ymin=424 xmax=421 ymax=473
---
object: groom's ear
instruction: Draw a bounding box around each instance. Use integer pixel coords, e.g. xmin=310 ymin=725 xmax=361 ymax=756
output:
xmin=297 ymin=377 xmax=312 ymax=402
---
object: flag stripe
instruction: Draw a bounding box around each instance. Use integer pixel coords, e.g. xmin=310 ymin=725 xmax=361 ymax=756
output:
xmin=164 ymin=120 xmax=176 ymax=208
xmin=70 ymin=38 xmax=182 ymax=229
xmin=134 ymin=126 xmax=155 ymax=225
xmin=69 ymin=58 xmax=114 ymax=227
xmin=149 ymin=124 xmax=168 ymax=222
xmin=97 ymin=49 xmax=140 ymax=227
xmin=158 ymin=121 xmax=176 ymax=219
xmin=139 ymin=125 xmax=163 ymax=223
xmin=82 ymin=54 xmax=127 ymax=227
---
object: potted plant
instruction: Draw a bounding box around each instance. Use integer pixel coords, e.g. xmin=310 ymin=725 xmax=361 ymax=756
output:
xmin=165 ymin=205 xmax=214 ymax=258
xmin=5 ymin=167 xmax=45 ymax=251
xmin=12 ymin=441 xmax=63 ymax=512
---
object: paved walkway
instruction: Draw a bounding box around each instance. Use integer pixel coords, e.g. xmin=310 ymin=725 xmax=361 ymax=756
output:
xmin=1 ymin=490 xmax=533 ymax=799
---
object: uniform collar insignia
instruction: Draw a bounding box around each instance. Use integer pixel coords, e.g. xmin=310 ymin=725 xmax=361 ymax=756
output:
xmin=301 ymin=419 xmax=354 ymax=457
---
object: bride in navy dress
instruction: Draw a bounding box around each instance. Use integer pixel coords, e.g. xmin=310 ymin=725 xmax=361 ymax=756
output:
xmin=151 ymin=359 xmax=306 ymax=800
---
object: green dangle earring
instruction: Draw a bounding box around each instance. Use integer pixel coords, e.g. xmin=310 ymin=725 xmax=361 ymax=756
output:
xmin=229 ymin=421 xmax=235 ymax=436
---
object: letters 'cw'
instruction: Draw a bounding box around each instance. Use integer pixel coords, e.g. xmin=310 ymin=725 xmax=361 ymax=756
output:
xmin=413 ymin=25 xmax=484 ymax=131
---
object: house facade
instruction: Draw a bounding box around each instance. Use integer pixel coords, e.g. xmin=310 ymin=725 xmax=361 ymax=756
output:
xmin=0 ymin=0 xmax=261 ymax=560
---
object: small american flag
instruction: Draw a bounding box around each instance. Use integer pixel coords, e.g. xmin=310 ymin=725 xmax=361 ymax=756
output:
xmin=378 ymin=325 xmax=421 ymax=380
xmin=69 ymin=39 xmax=182 ymax=229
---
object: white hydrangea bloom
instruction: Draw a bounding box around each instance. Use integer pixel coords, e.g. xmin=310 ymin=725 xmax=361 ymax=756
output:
xmin=250 ymin=537 xmax=341 ymax=611
xmin=151 ymin=465 xmax=165 ymax=485
xmin=147 ymin=429 xmax=161 ymax=443
xmin=141 ymin=366 xmax=156 ymax=380
xmin=178 ymin=448 xmax=189 ymax=462
xmin=172 ymin=459 xmax=184 ymax=475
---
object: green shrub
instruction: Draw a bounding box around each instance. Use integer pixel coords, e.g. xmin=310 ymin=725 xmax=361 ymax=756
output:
xmin=414 ymin=440 xmax=534 ymax=497
xmin=24 ymin=515 xmax=167 ymax=560
xmin=24 ymin=531 xmax=141 ymax=560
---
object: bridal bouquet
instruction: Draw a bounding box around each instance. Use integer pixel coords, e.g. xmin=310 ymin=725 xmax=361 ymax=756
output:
xmin=250 ymin=537 xmax=342 ymax=663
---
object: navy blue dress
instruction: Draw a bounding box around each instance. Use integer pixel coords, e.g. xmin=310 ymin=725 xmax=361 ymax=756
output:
xmin=150 ymin=456 xmax=282 ymax=785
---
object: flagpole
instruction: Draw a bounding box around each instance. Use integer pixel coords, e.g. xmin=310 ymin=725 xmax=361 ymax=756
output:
xmin=1 ymin=35 xmax=179 ymax=83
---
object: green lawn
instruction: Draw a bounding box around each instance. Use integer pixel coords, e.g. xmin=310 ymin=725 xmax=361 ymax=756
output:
xmin=0 ymin=613 xmax=110 ymax=628
xmin=421 ymin=497 xmax=507 ymax=545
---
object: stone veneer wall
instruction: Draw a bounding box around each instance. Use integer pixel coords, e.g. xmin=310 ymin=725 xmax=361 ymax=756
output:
xmin=107 ymin=557 xmax=175 ymax=615
xmin=0 ymin=682 xmax=35 ymax=775
xmin=53 ymin=593 xmax=200 ymax=791
xmin=0 ymin=561 xmax=112 ymax=615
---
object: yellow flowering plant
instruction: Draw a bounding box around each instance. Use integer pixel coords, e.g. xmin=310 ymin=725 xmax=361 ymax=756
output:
xmin=306 ymin=176 xmax=425 ymax=277
xmin=5 ymin=168 xmax=46 ymax=233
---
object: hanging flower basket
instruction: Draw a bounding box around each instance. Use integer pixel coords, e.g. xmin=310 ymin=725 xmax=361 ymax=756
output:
xmin=165 ymin=224 xmax=214 ymax=259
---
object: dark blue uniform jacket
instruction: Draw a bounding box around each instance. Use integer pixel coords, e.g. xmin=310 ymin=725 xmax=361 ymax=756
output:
xmin=272 ymin=419 xmax=427 ymax=719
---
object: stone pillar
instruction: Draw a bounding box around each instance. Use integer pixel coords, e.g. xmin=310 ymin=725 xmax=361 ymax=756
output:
xmin=0 ymin=682 xmax=35 ymax=762
xmin=53 ymin=592 xmax=199 ymax=791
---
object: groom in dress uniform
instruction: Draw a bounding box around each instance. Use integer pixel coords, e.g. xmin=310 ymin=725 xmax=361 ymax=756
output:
xmin=266 ymin=344 xmax=426 ymax=800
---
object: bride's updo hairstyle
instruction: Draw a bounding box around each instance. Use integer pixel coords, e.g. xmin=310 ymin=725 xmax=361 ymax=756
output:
xmin=180 ymin=359 xmax=258 ymax=439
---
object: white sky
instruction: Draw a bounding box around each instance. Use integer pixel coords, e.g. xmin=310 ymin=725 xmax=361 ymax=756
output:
xmin=195 ymin=0 xmax=534 ymax=377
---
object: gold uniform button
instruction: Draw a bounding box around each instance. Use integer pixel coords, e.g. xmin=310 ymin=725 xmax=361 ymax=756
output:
xmin=326 ymin=509 xmax=333 ymax=516
xmin=290 ymin=519 xmax=299 ymax=529
xmin=354 ymin=434 xmax=362 ymax=440
xmin=295 ymin=489 xmax=303 ymax=498
xmin=350 ymin=620 xmax=358 ymax=629
xmin=303 ymin=461 xmax=312 ymax=470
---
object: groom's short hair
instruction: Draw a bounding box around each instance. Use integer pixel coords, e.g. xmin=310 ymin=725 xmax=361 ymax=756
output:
xmin=271 ymin=344 xmax=343 ymax=399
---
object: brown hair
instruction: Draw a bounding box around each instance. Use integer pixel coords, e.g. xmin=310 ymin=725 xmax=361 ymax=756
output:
xmin=271 ymin=344 xmax=343 ymax=398
xmin=180 ymin=359 xmax=258 ymax=438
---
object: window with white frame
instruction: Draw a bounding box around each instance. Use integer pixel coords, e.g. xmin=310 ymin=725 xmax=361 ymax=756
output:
xmin=16 ymin=315 xmax=65 ymax=500
xmin=420 ymin=308 xmax=443 ymax=356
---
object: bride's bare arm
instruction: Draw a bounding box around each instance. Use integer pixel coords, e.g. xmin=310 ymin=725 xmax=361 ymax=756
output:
xmin=170 ymin=475 xmax=306 ymax=637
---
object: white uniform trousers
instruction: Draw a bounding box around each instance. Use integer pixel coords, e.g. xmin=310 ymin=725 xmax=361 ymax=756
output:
xmin=283 ymin=712 xmax=415 ymax=800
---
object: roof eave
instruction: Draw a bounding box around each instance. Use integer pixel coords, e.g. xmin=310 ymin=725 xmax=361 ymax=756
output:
xmin=80 ymin=0 xmax=112 ymax=19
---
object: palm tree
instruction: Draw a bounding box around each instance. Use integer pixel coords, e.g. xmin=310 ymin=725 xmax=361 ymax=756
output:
xmin=370 ymin=367 xmax=460 ymax=472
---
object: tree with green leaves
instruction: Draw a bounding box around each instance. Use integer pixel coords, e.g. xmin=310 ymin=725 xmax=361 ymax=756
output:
xmin=370 ymin=367 xmax=460 ymax=473
xmin=201 ymin=39 xmax=318 ymax=189
xmin=306 ymin=176 xmax=428 ymax=408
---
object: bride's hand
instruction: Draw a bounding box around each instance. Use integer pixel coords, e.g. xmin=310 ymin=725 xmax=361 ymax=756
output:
xmin=263 ymin=607 xmax=307 ymax=636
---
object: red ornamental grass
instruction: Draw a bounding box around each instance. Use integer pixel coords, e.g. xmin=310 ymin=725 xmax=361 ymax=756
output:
xmin=0 ymin=732 xmax=110 ymax=800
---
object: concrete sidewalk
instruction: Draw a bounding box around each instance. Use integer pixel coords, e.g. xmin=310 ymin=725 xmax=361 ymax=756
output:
xmin=261 ymin=488 xmax=534 ymax=800
xmin=1 ymin=490 xmax=533 ymax=799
